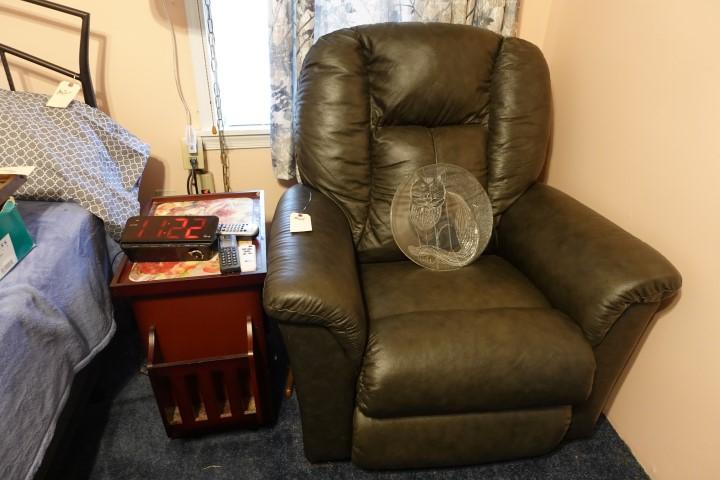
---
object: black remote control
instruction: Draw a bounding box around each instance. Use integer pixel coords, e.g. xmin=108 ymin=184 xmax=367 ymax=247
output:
xmin=218 ymin=234 xmax=242 ymax=273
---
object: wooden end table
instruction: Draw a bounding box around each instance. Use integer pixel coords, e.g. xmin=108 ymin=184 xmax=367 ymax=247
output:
xmin=110 ymin=190 xmax=273 ymax=437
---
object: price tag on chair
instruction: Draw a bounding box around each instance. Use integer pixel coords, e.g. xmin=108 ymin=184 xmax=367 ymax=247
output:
xmin=289 ymin=213 xmax=312 ymax=233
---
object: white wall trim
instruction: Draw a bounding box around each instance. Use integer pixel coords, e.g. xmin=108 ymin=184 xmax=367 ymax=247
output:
xmin=200 ymin=131 xmax=270 ymax=150
xmin=185 ymin=0 xmax=214 ymax=131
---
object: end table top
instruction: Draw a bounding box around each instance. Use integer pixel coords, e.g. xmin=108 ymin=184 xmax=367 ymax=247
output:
xmin=110 ymin=190 xmax=266 ymax=298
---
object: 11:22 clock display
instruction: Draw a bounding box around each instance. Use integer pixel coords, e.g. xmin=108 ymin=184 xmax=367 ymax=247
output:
xmin=121 ymin=215 xmax=219 ymax=244
xmin=119 ymin=215 xmax=220 ymax=263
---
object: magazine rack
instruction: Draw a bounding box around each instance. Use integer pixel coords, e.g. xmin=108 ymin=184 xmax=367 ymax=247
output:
xmin=111 ymin=191 xmax=274 ymax=437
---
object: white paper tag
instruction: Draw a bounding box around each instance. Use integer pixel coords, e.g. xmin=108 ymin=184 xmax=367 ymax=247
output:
xmin=0 ymin=234 xmax=19 ymax=280
xmin=289 ymin=212 xmax=312 ymax=233
xmin=239 ymin=244 xmax=257 ymax=272
xmin=46 ymin=81 xmax=82 ymax=108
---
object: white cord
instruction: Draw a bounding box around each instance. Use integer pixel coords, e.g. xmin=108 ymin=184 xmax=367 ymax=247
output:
xmin=162 ymin=0 xmax=192 ymax=126
xmin=196 ymin=0 xmax=216 ymax=128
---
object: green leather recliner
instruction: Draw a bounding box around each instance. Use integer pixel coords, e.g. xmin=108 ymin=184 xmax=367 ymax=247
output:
xmin=263 ymin=23 xmax=681 ymax=470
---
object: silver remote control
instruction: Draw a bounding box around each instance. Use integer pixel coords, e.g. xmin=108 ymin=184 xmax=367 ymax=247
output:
xmin=217 ymin=223 xmax=259 ymax=237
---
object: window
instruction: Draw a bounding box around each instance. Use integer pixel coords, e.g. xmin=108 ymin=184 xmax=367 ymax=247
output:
xmin=186 ymin=1 xmax=271 ymax=148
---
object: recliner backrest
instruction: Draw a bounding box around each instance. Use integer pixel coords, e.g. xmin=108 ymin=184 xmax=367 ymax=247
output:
xmin=296 ymin=23 xmax=551 ymax=262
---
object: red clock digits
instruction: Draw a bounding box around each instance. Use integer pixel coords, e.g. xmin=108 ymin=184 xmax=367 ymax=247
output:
xmin=166 ymin=217 xmax=188 ymax=239
xmin=121 ymin=215 xmax=217 ymax=243
xmin=154 ymin=218 xmax=171 ymax=238
xmin=137 ymin=218 xmax=151 ymax=238
xmin=185 ymin=217 xmax=207 ymax=239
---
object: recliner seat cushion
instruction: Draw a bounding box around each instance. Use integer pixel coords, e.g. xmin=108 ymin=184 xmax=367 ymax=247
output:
xmin=361 ymin=256 xmax=550 ymax=318
xmin=357 ymin=308 xmax=595 ymax=418
xmin=358 ymin=257 xmax=595 ymax=418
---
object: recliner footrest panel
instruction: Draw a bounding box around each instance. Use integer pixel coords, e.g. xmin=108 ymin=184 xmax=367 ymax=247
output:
xmin=351 ymin=406 xmax=571 ymax=470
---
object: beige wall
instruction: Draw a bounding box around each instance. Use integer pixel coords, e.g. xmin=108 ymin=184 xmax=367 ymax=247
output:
xmin=0 ymin=0 xmax=286 ymax=219
xmin=516 ymin=0 xmax=553 ymax=48
xmin=4 ymin=2 xmax=718 ymax=476
xmin=519 ymin=1 xmax=720 ymax=478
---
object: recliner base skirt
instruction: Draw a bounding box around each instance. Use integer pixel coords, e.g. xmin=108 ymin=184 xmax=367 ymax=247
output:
xmin=351 ymin=406 xmax=571 ymax=470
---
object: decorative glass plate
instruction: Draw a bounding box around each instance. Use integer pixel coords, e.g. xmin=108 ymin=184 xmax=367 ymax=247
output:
xmin=390 ymin=163 xmax=492 ymax=271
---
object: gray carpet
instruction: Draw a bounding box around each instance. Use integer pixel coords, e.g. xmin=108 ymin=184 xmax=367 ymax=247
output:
xmin=60 ymin=319 xmax=649 ymax=480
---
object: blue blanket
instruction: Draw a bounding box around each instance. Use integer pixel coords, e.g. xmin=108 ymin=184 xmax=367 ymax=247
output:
xmin=0 ymin=201 xmax=116 ymax=480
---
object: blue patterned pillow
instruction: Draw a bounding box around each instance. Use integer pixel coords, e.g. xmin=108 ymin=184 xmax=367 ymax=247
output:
xmin=0 ymin=89 xmax=149 ymax=240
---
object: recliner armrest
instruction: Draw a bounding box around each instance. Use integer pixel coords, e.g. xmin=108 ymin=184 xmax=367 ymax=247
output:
xmin=498 ymin=183 xmax=681 ymax=346
xmin=263 ymin=184 xmax=367 ymax=364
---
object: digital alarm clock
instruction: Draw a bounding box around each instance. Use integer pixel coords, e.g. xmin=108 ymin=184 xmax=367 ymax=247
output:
xmin=120 ymin=215 xmax=219 ymax=262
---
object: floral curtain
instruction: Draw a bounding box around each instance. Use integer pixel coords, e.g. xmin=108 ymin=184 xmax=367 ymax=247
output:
xmin=269 ymin=0 xmax=520 ymax=180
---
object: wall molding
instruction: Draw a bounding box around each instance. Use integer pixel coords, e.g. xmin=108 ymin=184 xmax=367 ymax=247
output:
xmin=200 ymin=132 xmax=270 ymax=150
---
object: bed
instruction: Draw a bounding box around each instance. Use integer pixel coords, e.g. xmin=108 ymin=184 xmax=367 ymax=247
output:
xmin=0 ymin=2 xmax=148 ymax=479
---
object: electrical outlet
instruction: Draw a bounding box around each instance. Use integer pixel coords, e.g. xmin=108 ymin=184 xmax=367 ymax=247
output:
xmin=181 ymin=138 xmax=206 ymax=170
xmin=198 ymin=172 xmax=216 ymax=193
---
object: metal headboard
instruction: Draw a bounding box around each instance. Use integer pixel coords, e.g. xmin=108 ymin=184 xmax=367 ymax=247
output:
xmin=0 ymin=0 xmax=96 ymax=107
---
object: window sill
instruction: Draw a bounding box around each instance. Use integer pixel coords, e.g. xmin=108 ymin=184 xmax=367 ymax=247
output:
xmin=200 ymin=129 xmax=270 ymax=150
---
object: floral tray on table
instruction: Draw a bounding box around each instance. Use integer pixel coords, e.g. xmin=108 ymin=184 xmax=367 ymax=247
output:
xmin=128 ymin=197 xmax=255 ymax=282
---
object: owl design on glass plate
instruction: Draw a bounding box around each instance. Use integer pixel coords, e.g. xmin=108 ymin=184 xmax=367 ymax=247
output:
xmin=392 ymin=163 xmax=493 ymax=271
